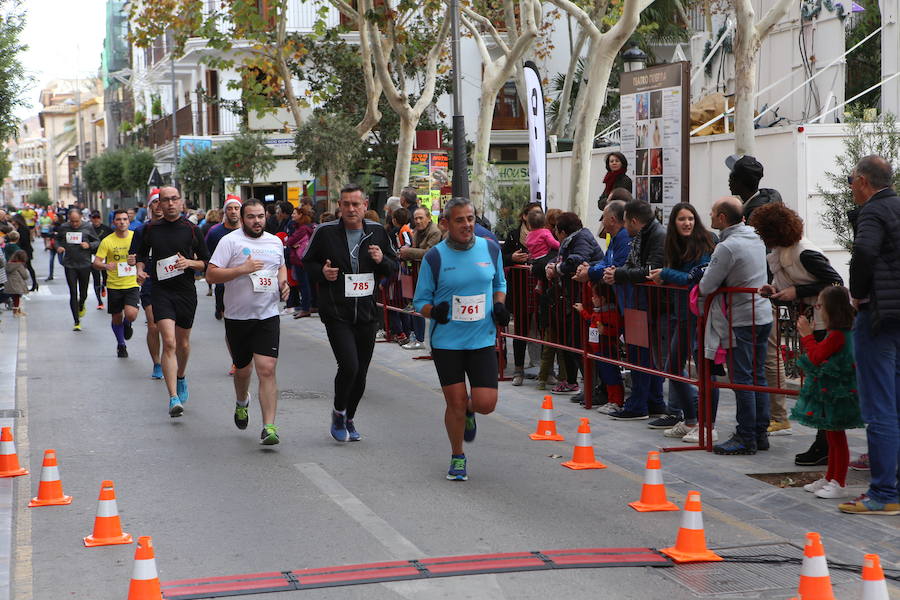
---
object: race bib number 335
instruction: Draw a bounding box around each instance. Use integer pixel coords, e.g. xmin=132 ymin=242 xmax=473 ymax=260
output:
xmin=250 ymin=270 xmax=278 ymax=293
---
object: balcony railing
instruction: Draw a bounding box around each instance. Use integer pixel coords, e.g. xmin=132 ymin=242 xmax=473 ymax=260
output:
xmin=148 ymin=105 xmax=195 ymax=147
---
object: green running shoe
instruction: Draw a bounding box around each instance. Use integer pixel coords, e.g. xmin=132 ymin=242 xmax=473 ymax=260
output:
xmin=464 ymin=411 xmax=477 ymax=442
xmin=446 ymin=455 xmax=467 ymax=481
xmin=234 ymin=402 xmax=249 ymax=430
xmin=260 ymin=424 xmax=280 ymax=445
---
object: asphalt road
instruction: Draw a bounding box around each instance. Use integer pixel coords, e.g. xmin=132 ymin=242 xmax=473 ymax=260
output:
xmin=7 ymin=261 xmax=897 ymax=599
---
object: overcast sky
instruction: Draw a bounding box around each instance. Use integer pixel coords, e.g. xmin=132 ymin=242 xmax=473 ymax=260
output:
xmin=16 ymin=0 xmax=108 ymax=119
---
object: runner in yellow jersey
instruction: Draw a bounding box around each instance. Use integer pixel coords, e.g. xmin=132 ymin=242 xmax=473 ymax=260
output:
xmin=93 ymin=209 xmax=139 ymax=357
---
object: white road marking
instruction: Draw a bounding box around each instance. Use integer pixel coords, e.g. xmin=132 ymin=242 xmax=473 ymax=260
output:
xmin=295 ymin=462 xmax=507 ymax=600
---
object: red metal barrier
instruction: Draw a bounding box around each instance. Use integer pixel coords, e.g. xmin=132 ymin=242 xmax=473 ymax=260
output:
xmin=374 ymin=261 xmax=431 ymax=359
xmin=379 ymin=258 xmax=801 ymax=453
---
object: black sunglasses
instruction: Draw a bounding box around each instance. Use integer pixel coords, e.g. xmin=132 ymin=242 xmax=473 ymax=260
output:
xmin=847 ymin=175 xmax=854 ymax=185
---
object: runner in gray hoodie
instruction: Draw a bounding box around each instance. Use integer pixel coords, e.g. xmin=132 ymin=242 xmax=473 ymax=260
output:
xmin=699 ymin=196 xmax=773 ymax=455
xmin=55 ymin=208 xmax=100 ymax=330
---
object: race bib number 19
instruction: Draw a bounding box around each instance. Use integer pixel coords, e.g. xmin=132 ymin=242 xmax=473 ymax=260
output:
xmin=345 ymin=273 xmax=374 ymax=297
xmin=156 ymin=255 xmax=183 ymax=281
xmin=65 ymin=232 xmax=82 ymax=244
xmin=250 ymin=270 xmax=278 ymax=293
xmin=452 ymin=294 xmax=486 ymax=322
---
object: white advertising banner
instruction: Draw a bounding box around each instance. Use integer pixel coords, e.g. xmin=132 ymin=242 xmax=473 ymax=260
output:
xmin=524 ymin=61 xmax=547 ymax=210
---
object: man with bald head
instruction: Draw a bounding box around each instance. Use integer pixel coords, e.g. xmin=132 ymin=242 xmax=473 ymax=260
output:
xmin=699 ymin=195 xmax=773 ymax=455
xmin=841 ymin=155 xmax=900 ymax=515
xmin=135 ymin=186 xmax=210 ymax=418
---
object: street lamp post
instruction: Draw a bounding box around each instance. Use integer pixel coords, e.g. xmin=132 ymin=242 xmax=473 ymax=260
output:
xmin=450 ymin=0 xmax=469 ymax=200
xmin=622 ymin=42 xmax=648 ymax=73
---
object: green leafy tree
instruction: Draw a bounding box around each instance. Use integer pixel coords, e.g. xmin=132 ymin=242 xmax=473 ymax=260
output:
xmin=218 ymin=130 xmax=277 ymax=197
xmin=177 ymin=148 xmax=223 ymax=200
xmin=292 ymin=34 xmax=449 ymax=192
xmin=0 ymin=2 xmax=28 ymax=142
xmin=123 ymin=148 xmax=156 ymax=197
xmin=819 ymin=114 xmax=900 ymax=251
xmin=0 ymin=147 xmax=11 ymax=181
xmin=82 ymin=156 xmax=101 ymax=192
xmin=845 ymin=0 xmax=881 ymax=108
xmin=129 ymin=0 xmax=307 ymax=128
xmin=295 ymin=111 xmax=366 ymax=199
xmin=28 ymin=189 xmax=51 ymax=208
xmin=97 ymin=150 xmax=127 ymax=193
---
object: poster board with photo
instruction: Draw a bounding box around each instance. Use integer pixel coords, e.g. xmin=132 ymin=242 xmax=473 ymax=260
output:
xmin=619 ymin=62 xmax=690 ymax=224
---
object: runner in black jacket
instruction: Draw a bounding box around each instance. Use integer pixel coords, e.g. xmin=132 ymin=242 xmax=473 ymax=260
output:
xmin=303 ymin=184 xmax=398 ymax=442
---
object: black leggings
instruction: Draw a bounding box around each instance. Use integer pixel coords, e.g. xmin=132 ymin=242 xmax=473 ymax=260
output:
xmin=65 ymin=266 xmax=91 ymax=324
xmin=323 ymin=319 xmax=377 ymax=419
xmin=91 ymin=268 xmax=107 ymax=303
xmin=25 ymin=260 xmax=36 ymax=290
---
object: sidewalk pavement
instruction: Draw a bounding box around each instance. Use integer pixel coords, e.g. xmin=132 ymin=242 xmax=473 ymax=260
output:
xmin=333 ymin=321 xmax=899 ymax=570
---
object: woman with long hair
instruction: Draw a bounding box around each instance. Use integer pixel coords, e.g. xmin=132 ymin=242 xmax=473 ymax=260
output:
xmin=10 ymin=214 xmax=37 ymax=291
xmin=502 ymin=201 xmax=544 ymax=385
xmin=749 ymin=202 xmax=843 ymax=466
xmin=648 ymin=203 xmax=717 ymax=442
xmin=285 ymin=205 xmax=315 ymax=318
xmin=598 ymin=152 xmax=632 ymax=209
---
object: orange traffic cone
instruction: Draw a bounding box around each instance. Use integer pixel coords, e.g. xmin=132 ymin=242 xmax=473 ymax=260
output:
xmin=84 ymin=480 xmax=133 ymax=547
xmin=628 ymin=451 xmax=679 ymax=512
xmin=28 ymin=449 xmax=72 ymax=507
xmin=127 ymin=536 xmax=163 ymax=600
xmin=860 ymin=553 xmax=889 ymax=600
xmin=0 ymin=426 xmax=28 ymax=478
xmin=787 ymin=533 xmax=835 ymax=600
xmin=561 ymin=418 xmax=606 ymax=469
xmin=529 ymin=396 xmax=565 ymax=441
xmin=660 ymin=490 xmax=722 ymax=563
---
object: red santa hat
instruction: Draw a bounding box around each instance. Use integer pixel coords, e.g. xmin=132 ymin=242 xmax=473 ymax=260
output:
xmin=223 ymin=194 xmax=242 ymax=209
xmin=148 ymin=188 xmax=160 ymax=203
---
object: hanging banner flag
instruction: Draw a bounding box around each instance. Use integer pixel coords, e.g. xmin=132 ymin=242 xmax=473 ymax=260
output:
xmin=524 ymin=61 xmax=547 ymax=210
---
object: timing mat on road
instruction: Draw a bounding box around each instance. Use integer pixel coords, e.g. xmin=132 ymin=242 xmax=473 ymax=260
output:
xmin=161 ymin=547 xmax=672 ymax=598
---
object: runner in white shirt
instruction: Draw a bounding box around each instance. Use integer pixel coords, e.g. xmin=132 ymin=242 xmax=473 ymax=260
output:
xmin=206 ymin=200 xmax=290 ymax=445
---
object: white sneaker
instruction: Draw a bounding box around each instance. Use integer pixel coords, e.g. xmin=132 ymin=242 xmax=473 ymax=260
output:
xmin=375 ymin=330 xmax=386 ymax=341
xmin=803 ymin=477 xmax=830 ymax=493
xmin=682 ymin=426 xmax=718 ymax=443
xmin=814 ymin=480 xmax=850 ymax=499
xmin=280 ymin=307 xmax=295 ymax=316
xmin=402 ymin=340 xmax=424 ymax=350
xmin=596 ymin=403 xmax=621 ymax=415
xmin=664 ymin=421 xmax=693 ymax=438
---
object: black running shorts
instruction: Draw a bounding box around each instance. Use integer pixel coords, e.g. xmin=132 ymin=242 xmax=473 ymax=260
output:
xmin=107 ymin=287 xmax=140 ymax=314
xmin=140 ymin=280 xmax=152 ymax=307
xmin=431 ymin=346 xmax=498 ymax=389
xmin=150 ymin=285 xmax=197 ymax=329
xmin=224 ymin=316 xmax=281 ymax=369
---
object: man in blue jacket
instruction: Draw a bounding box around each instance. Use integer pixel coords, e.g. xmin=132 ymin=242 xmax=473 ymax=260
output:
xmin=841 ymin=155 xmax=900 ymax=515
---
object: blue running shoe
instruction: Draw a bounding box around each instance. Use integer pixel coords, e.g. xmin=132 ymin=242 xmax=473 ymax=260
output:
xmin=177 ymin=377 xmax=189 ymax=404
xmin=151 ymin=364 xmax=163 ymax=379
xmin=331 ymin=411 xmax=349 ymax=442
xmin=346 ymin=419 xmax=361 ymax=442
xmin=447 ymin=455 xmax=467 ymax=481
xmin=168 ymin=396 xmax=184 ymax=418
xmin=464 ymin=411 xmax=477 ymax=442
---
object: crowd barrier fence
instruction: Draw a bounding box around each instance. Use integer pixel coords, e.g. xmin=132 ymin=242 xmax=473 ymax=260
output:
xmin=377 ymin=260 xmax=802 ymax=452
